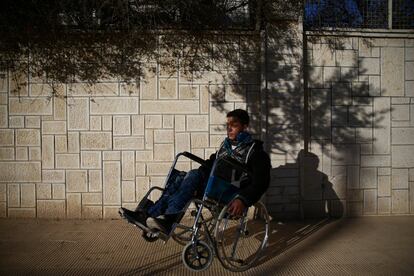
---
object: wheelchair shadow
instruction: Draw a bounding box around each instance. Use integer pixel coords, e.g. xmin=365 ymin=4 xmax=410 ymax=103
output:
xmin=255 ymin=217 xmax=332 ymax=266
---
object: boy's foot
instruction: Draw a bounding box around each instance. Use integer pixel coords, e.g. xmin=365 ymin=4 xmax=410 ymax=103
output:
xmin=146 ymin=214 xmax=177 ymax=234
xmin=119 ymin=207 xmax=147 ymax=227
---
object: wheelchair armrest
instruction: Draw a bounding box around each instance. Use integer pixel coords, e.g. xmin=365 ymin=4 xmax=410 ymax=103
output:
xmin=221 ymin=156 xmax=252 ymax=176
xmin=179 ymin=151 xmax=207 ymax=166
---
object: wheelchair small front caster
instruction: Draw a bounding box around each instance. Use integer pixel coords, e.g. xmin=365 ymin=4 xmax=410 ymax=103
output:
xmin=142 ymin=231 xmax=159 ymax=242
xmin=182 ymin=240 xmax=213 ymax=271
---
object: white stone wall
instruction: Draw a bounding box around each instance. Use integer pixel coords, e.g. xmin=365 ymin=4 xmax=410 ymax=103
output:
xmin=306 ymin=36 xmax=414 ymax=217
xmin=0 ymin=45 xmax=263 ymax=218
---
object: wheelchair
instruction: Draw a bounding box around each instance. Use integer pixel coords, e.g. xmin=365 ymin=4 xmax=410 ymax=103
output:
xmin=121 ymin=151 xmax=270 ymax=272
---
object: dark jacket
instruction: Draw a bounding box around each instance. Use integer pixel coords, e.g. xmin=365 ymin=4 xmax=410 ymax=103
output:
xmin=199 ymin=139 xmax=271 ymax=207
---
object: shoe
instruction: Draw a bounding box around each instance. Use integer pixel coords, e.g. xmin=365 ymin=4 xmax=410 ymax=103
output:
xmin=119 ymin=207 xmax=147 ymax=227
xmin=146 ymin=214 xmax=177 ymax=234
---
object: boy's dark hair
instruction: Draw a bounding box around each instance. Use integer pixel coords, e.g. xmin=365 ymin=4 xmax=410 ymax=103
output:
xmin=226 ymin=109 xmax=249 ymax=125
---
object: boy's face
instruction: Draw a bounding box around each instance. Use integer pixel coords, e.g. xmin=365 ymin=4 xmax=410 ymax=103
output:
xmin=226 ymin=116 xmax=247 ymax=141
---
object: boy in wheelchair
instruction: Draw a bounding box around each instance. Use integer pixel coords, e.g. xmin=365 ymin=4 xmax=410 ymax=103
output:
xmin=120 ymin=109 xmax=271 ymax=235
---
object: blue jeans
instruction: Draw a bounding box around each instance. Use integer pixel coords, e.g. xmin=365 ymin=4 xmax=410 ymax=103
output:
xmin=147 ymin=169 xmax=206 ymax=217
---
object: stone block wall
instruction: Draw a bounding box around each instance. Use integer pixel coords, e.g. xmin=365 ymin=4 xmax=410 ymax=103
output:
xmin=306 ymin=35 xmax=414 ymax=217
xmin=0 ymin=39 xmax=264 ymax=218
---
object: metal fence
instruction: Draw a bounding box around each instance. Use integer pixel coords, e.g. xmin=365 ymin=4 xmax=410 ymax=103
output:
xmin=305 ymin=0 xmax=413 ymax=30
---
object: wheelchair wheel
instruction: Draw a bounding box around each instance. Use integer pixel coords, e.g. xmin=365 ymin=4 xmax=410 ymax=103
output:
xmin=182 ymin=240 xmax=213 ymax=271
xmin=214 ymin=201 xmax=269 ymax=272
xmin=142 ymin=231 xmax=159 ymax=242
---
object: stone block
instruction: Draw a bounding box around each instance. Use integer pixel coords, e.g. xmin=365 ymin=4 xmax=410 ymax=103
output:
xmin=67 ymin=132 xmax=80 ymax=153
xmin=331 ymin=106 xmax=347 ymax=126
xmin=147 ymin=162 xmax=171 ymax=176
xmin=52 ymin=184 xmax=65 ymax=199
xmin=52 ymin=136 xmax=67 ymax=154
xmin=42 ymin=121 xmax=66 ymax=135
xmin=179 ymin=85 xmax=199 ymax=99
xmin=68 ymin=82 xmax=118 ymax=96
xmin=191 ymin=133 xmax=209 ymax=149
xmin=406 ymin=81 xmax=414 ymax=97
xmin=378 ymin=168 xmax=391 ymax=175
xmin=378 ymin=176 xmax=391 ymax=197
xmin=82 ymin=205 xmax=103 ymax=219
xmin=324 ymin=66 xmax=340 ymax=82
xmin=145 ymin=130 xmax=153 ymax=150
xmin=154 ymin=144 xmax=174 ymax=161
xmin=347 ymin=189 xmax=363 ymax=202
xmin=81 ymin=151 xmax=101 ymax=169
xmin=360 ymin=168 xmax=377 ymax=189
xmin=406 ymin=62 xmax=414 ymax=81
xmin=15 ymin=147 xmax=28 ymax=160
xmin=406 ymin=47 xmax=414 ymax=60
xmin=200 ymin=86 xmax=210 ymax=114
xmin=378 ymin=197 xmax=391 ymax=214
xmin=8 ymin=184 xmax=20 ymax=207
xmin=120 ymin=82 xmax=139 ymax=96
xmin=347 ymin=166 xmax=359 ymax=189
xmin=37 ymin=183 xmax=52 ymax=199
xmin=382 ymin=48 xmax=404 ymax=96
xmin=332 ymin=145 xmax=360 ymax=165
xmin=113 ymin=137 xmax=144 ymax=150
xmin=66 ymin=170 xmax=87 ymax=192
xmin=9 ymin=98 xmax=52 ymax=115
xmin=89 ymin=170 xmax=102 ymax=192
xmin=135 ymin=163 xmax=146 ymax=176
xmin=174 ymin=115 xmax=186 ymax=131
xmin=9 ymin=116 xmax=24 ymax=128
xmin=15 ymin=129 xmax=40 ymax=146
xmin=0 ymin=129 xmax=14 ymax=146
xmin=56 ymin=154 xmax=79 ymax=169
xmin=136 ymin=176 xmax=150 ymax=199
xmin=122 ymin=181 xmax=135 ymax=202
xmin=332 ymin=82 xmax=351 ymax=106
xmin=103 ymin=206 xmax=121 ymax=219
xmin=0 ymin=162 xmax=41 ymax=182
xmin=141 ymin=65 xmax=157 ymax=100
xmin=411 ymin=181 xmax=414 ymax=214
xmin=361 ymin=155 xmax=390 ymax=167
xmin=210 ymin=135 xmax=224 ymax=148
xmin=391 ymin=105 xmax=409 ymax=121
xmin=392 ymin=128 xmax=414 ymax=144
xmin=356 ymin=128 xmax=373 ymax=143
xmin=54 ymin=95 xmax=66 ymax=120
xmin=102 ymin=115 xmax=112 ymax=131
xmin=373 ymin=98 xmax=391 ymax=154
xmin=187 ymin=115 xmax=209 ymax=131
xmin=312 ymin=43 xmax=335 ymax=66
xmin=141 ymin=100 xmax=199 ymax=114
xmin=359 ymin=57 xmax=380 ymax=75
xmin=135 ymin=151 xmax=153 ymax=162
xmin=80 ymin=132 xmax=112 ymax=150
xmin=37 ymin=200 xmax=66 ymax=218
xmin=67 ymin=193 xmax=81 ymax=218
xmin=392 ymin=190 xmax=409 ymax=214
xmin=113 ymin=116 xmax=131 ymax=136
xmin=122 ymin=151 xmax=135 ymax=180
xmin=163 ymin=115 xmax=174 ymax=128
xmin=90 ymin=116 xmax=102 ymax=131
xmin=132 ymin=115 xmax=144 ymax=136
xmin=145 ymin=115 xmax=162 ymax=129
xmin=363 ymin=189 xmax=377 ymax=215
xmin=154 ymin=130 xmax=174 ymax=143
xmin=210 ymin=102 xmax=234 ymax=125
xmin=175 ymin=133 xmax=190 ymax=154
xmin=0 ymin=105 xmax=7 ymax=128
xmin=159 ymin=79 xmax=177 ymax=99
xmin=91 ymin=98 xmax=139 ymax=114
xmin=8 ymin=208 xmax=36 ymax=218
xmin=392 ymin=169 xmax=409 ymax=189
xmin=42 ymin=170 xmax=65 ymax=183
xmin=0 ymin=184 xmax=6 ymax=201
xmin=67 ymin=98 xmax=89 ymax=130
xmin=0 ymin=148 xmax=14 ymax=160
xmin=103 ymin=161 xmax=121 ymax=204
xmin=392 ymin=145 xmax=414 ymax=168
xmin=103 ymin=151 xmax=120 ymax=161
xmin=82 ymin=193 xmax=102 ymax=205
xmin=368 ymin=76 xmax=381 ymax=96
xmin=347 ymin=202 xmax=363 ymax=217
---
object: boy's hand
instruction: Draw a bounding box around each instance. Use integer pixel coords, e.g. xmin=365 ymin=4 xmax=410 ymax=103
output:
xmin=227 ymin=198 xmax=246 ymax=217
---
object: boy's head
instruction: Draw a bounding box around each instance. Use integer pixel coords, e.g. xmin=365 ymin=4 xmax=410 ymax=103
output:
xmin=226 ymin=109 xmax=249 ymax=141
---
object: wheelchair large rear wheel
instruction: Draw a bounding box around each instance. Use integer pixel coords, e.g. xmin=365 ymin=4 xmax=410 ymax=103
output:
xmin=214 ymin=201 xmax=269 ymax=272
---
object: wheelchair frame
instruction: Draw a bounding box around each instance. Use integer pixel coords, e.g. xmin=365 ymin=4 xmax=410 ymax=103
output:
xmin=129 ymin=151 xmax=270 ymax=272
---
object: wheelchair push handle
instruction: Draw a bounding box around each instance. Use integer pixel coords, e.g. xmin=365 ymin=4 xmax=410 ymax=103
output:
xmin=179 ymin=151 xmax=207 ymax=166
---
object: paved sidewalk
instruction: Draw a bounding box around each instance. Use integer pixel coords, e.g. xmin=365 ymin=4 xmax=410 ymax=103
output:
xmin=0 ymin=216 xmax=413 ymax=275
